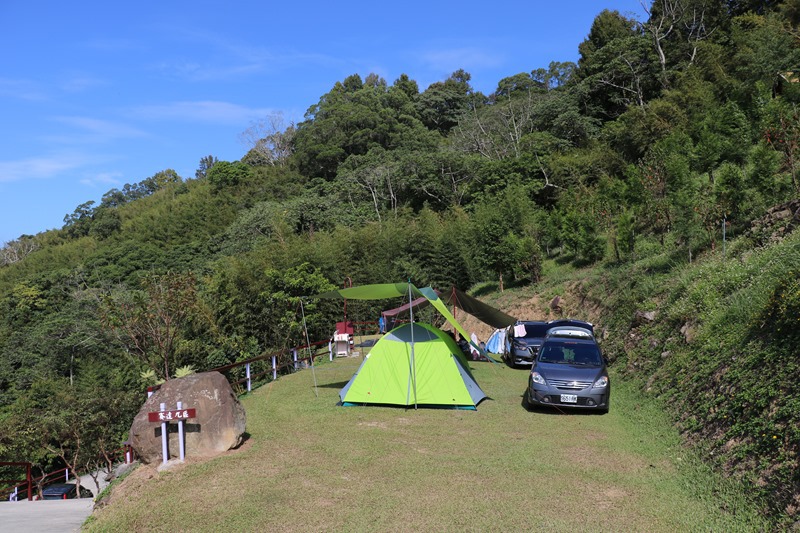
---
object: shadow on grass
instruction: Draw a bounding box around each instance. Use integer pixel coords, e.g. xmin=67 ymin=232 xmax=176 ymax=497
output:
xmin=234 ymin=432 xmax=252 ymax=449
xmin=554 ymin=253 xmax=575 ymax=266
xmin=355 ymin=339 xmax=378 ymax=348
xmin=317 ymin=380 xmax=350 ymax=389
xmin=471 ymin=283 xmax=499 ymax=297
xmin=520 ymin=392 xmax=608 ymax=416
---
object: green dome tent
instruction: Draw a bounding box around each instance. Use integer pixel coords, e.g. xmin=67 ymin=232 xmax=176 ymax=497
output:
xmin=339 ymin=322 xmax=487 ymax=410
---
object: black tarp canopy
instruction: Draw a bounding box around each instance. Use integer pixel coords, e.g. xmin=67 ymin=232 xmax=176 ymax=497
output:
xmin=381 ymin=287 xmax=516 ymax=329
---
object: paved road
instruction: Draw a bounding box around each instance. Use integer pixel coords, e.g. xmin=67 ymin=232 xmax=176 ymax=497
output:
xmin=0 ymin=499 xmax=94 ymax=532
xmin=0 ymin=472 xmax=108 ymax=532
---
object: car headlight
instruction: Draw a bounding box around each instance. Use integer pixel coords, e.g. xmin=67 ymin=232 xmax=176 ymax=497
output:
xmin=531 ymin=371 xmax=546 ymax=385
xmin=593 ymin=376 xmax=609 ymax=388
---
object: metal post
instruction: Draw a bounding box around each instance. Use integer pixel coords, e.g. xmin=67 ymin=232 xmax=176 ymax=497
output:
xmin=177 ymin=401 xmax=186 ymax=461
xmin=293 ymin=348 xmax=298 ymax=370
xmin=246 ymin=362 xmax=252 ymax=392
xmin=65 ymin=469 xmax=69 ymax=482
xmin=272 ymin=355 xmax=277 ymax=380
xmin=723 ymin=217 xmax=727 ymax=257
xmin=160 ymin=402 xmax=168 ymax=464
xmin=329 ymin=339 xmax=333 ymax=362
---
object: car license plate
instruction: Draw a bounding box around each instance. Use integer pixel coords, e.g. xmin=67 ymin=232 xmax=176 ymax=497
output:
xmin=560 ymin=394 xmax=578 ymax=403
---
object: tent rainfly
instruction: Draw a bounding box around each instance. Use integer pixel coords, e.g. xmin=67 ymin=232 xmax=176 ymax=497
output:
xmin=338 ymin=322 xmax=487 ymax=409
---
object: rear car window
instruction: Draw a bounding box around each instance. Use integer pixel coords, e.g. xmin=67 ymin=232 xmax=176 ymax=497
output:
xmin=523 ymin=323 xmax=550 ymax=337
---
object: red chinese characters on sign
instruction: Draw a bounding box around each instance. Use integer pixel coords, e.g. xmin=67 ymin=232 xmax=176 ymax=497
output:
xmin=148 ymin=408 xmax=196 ymax=423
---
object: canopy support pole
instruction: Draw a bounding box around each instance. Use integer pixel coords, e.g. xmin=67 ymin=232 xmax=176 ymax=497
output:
xmin=300 ymin=299 xmax=319 ymax=398
xmin=407 ymin=282 xmax=417 ymax=409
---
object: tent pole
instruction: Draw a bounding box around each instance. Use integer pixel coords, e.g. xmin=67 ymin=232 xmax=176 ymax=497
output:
xmin=408 ymin=282 xmax=417 ymax=409
xmin=300 ymin=299 xmax=319 ymax=398
xmin=450 ymin=286 xmax=458 ymax=338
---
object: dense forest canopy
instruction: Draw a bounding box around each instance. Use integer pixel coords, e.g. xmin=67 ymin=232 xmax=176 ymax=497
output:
xmin=2 ymin=0 xmax=800 ymax=524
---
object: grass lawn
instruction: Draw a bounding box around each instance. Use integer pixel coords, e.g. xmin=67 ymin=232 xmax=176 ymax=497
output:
xmin=86 ymin=356 xmax=766 ymax=532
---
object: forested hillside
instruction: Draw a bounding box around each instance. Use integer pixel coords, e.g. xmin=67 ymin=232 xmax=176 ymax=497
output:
xmin=2 ymin=0 xmax=800 ymax=525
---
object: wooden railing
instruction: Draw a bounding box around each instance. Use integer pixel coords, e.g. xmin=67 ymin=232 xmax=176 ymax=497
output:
xmin=0 ymin=462 xmax=32 ymax=501
xmin=209 ymin=339 xmax=331 ymax=393
xmin=168 ymin=324 xmax=381 ymax=395
xmin=0 ymin=443 xmax=134 ymax=501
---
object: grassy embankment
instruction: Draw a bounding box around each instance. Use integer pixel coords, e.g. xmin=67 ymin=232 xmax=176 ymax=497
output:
xmin=86 ymin=352 xmax=766 ymax=532
xmin=472 ymin=227 xmax=800 ymax=525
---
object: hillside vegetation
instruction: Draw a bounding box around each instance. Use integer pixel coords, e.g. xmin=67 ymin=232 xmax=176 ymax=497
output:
xmin=2 ymin=0 xmax=800 ymax=526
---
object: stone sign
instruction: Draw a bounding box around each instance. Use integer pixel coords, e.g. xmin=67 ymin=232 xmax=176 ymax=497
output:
xmin=129 ymin=372 xmax=246 ymax=464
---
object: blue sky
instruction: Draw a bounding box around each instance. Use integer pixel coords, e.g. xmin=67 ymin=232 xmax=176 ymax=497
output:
xmin=0 ymin=1 xmax=645 ymax=244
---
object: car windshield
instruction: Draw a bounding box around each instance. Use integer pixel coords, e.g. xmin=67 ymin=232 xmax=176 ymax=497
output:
xmin=538 ymin=342 xmax=602 ymax=365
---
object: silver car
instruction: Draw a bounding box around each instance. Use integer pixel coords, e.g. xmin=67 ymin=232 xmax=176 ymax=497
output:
xmin=525 ymin=335 xmax=610 ymax=413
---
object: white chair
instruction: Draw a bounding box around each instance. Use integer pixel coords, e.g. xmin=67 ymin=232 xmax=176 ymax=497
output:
xmin=334 ymin=333 xmax=350 ymax=357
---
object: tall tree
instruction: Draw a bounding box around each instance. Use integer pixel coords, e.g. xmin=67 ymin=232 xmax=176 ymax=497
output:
xmin=195 ymin=155 xmax=219 ymax=179
xmin=0 ymin=236 xmax=39 ymax=266
xmin=576 ymin=9 xmax=659 ymax=120
xmin=763 ymin=100 xmax=800 ymax=192
xmin=293 ymin=73 xmax=437 ymax=180
xmin=416 ymin=70 xmax=481 ymax=134
xmin=240 ymin=114 xmax=295 ymax=167
xmin=101 ymin=272 xmax=200 ymax=380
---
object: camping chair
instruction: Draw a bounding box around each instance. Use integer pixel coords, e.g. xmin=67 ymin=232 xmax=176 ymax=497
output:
xmin=334 ymin=333 xmax=350 ymax=357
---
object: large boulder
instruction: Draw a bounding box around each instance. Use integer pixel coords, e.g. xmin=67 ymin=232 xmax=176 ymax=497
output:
xmin=129 ymin=372 xmax=246 ymax=464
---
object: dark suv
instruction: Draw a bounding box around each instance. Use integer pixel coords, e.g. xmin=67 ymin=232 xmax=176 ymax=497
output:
xmin=506 ymin=319 xmax=595 ymax=368
xmin=506 ymin=320 xmax=550 ymax=367
xmin=525 ymin=328 xmax=609 ymax=413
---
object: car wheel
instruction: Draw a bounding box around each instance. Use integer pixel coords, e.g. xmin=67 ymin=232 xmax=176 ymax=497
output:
xmin=522 ymin=390 xmax=531 ymax=411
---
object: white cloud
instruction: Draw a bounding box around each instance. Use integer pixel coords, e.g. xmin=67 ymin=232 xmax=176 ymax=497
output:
xmin=0 ymin=153 xmax=90 ymax=183
xmin=152 ymin=26 xmax=340 ymax=82
xmin=82 ymin=38 xmax=144 ymax=53
xmin=131 ymin=101 xmax=275 ymax=125
xmin=60 ymin=76 xmax=110 ymax=93
xmin=420 ymin=47 xmax=504 ymax=74
xmin=53 ymin=116 xmax=147 ymax=139
xmin=0 ymin=78 xmax=47 ymax=101
xmin=79 ymin=171 xmax=123 ymax=187
xmin=162 ymin=59 xmax=265 ymax=82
